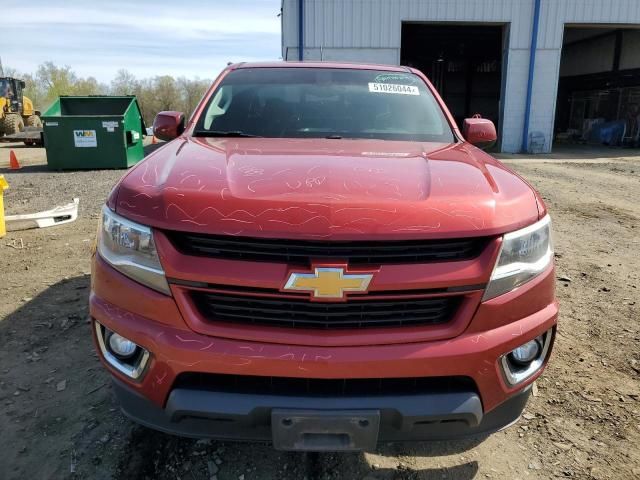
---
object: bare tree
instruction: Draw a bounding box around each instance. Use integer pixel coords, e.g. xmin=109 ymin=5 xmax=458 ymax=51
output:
xmin=110 ymin=69 xmax=139 ymax=96
xmin=178 ymin=77 xmax=211 ymax=118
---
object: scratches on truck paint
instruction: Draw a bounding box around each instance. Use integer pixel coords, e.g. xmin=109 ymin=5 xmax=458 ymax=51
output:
xmin=229 ymin=358 xmax=252 ymax=367
xmin=238 ymin=165 xmax=265 ymax=177
xmin=220 ymin=217 xmax=253 ymax=224
xmin=476 ymin=359 xmax=494 ymax=376
xmin=510 ymin=324 xmax=524 ymax=337
xmin=175 ymin=334 xmax=205 ymax=344
xmin=132 ymin=192 xmax=153 ymax=199
xmin=181 ymin=219 xmax=208 ymax=226
xmin=286 ymin=180 xmax=302 ymax=190
xmin=199 ymin=341 xmax=215 ymax=351
xmin=179 ymin=174 xmax=198 ymax=184
xmin=154 ymin=371 xmax=167 ymax=385
xmin=267 ymin=216 xmax=328 ymax=227
xmin=390 ymin=224 xmax=442 ymax=232
xmin=277 ymin=353 xmax=296 ymax=360
xmin=114 ymin=138 xmax=516 ymax=238
xmin=238 ymin=345 xmax=265 ymax=353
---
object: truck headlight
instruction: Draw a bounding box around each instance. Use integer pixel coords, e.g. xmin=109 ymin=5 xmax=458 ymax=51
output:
xmin=97 ymin=205 xmax=170 ymax=295
xmin=483 ymin=215 xmax=553 ymax=301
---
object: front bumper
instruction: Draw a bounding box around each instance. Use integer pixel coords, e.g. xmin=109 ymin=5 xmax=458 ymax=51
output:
xmin=112 ymin=376 xmax=531 ymax=448
xmin=90 ymin=253 xmax=557 ymax=447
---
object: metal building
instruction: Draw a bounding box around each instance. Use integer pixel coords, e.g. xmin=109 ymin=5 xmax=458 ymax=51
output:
xmin=281 ymin=0 xmax=640 ymax=153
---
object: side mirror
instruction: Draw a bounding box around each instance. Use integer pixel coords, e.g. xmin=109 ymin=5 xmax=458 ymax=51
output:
xmin=463 ymin=116 xmax=497 ymax=150
xmin=153 ymin=111 xmax=185 ymax=141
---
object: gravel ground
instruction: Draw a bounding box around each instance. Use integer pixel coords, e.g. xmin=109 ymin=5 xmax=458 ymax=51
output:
xmin=0 ymin=142 xmax=639 ymax=480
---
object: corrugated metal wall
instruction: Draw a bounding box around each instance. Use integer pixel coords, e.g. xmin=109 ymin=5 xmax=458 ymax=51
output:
xmin=282 ymin=0 xmax=640 ymax=152
xmin=284 ymin=0 xmax=533 ymax=52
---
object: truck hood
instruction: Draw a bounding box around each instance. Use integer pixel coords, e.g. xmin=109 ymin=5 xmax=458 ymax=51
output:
xmin=115 ymin=137 xmax=539 ymax=240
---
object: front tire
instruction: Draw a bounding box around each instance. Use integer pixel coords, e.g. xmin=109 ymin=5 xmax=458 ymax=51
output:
xmin=25 ymin=115 xmax=42 ymax=128
xmin=1 ymin=114 xmax=24 ymax=135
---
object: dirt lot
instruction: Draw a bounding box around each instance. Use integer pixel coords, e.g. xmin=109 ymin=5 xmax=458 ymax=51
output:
xmin=0 ymin=142 xmax=639 ymax=480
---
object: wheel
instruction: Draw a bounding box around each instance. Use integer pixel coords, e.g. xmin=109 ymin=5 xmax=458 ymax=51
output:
xmin=1 ymin=114 xmax=24 ymax=135
xmin=25 ymin=115 xmax=42 ymax=128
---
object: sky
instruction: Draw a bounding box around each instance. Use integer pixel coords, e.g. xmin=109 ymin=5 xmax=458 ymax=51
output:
xmin=3 ymin=0 xmax=282 ymax=82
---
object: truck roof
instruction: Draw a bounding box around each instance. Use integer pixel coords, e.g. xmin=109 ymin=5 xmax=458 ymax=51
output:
xmin=231 ymin=61 xmax=413 ymax=73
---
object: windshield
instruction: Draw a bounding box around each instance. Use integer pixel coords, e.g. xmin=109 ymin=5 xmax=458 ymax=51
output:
xmin=0 ymin=79 xmax=10 ymax=97
xmin=194 ymin=68 xmax=455 ymax=142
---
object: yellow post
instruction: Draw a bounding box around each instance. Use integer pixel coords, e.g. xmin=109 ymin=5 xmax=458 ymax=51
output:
xmin=0 ymin=175 xmax=8 ymax=238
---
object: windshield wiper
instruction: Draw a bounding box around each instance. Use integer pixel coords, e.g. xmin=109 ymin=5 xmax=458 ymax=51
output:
xmin=194 ymin=130 xmax=261 ymax=138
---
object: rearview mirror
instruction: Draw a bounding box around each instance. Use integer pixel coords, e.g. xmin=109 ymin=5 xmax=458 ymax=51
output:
xmin=463 ymin=117 xmax=497 ymax=150
xmin=153 ymin=111 xmax=185 ymax=141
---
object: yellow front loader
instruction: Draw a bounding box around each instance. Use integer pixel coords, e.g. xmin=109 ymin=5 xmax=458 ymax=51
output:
xmin=0 ymin=77 xmax=41 ymax=136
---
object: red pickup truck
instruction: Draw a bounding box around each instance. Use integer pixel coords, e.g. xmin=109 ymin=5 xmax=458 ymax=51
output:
xmin=91 ymin=62 xmax=557 ymax=451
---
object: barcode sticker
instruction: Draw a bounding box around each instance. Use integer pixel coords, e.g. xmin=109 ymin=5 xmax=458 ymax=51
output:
xmin=368 ymin=83 xmax=420 ymax=95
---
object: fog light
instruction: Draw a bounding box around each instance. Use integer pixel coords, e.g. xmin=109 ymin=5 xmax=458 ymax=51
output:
xmin=94 ymin=321 xmax=150 ymax=380
xmin=509 ymin=338 xmax=541 ymax=365
xmin=500 ymin=331 xmax=553 ymax=386
xmin=107 ymin=332 xmax=138 ymax=359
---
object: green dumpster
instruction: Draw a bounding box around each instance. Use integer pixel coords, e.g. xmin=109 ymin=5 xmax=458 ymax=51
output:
xmin=42 ymin=95 xmax=146 ymax=170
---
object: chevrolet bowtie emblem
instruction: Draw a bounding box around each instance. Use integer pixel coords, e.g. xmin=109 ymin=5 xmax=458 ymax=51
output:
xmin=284 ymin=267 xmax=373 ymax=299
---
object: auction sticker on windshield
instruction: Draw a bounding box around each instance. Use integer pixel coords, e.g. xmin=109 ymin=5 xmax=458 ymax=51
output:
xmin=368 ymin=83 xmax=420 ymax=95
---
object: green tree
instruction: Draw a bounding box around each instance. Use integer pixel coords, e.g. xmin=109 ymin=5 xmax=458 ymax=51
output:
xmin=73 ymin=76 xmax=105 ymax=96
xmin=21 ymin=73 xmax=44 ymax=111
xmin=133 ymin=77 xmax=156 ymax=125
xmin=5 ymin=62 xmax=212 ymax=125
xmin=36 ymin=62 xmax=78 ymax=103
xmin=153 ymin=75 xmax=180 ymax=112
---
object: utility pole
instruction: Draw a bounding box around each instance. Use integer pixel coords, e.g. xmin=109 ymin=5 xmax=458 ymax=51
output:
xmin=0 ymin=57 xmax=4 ymax=76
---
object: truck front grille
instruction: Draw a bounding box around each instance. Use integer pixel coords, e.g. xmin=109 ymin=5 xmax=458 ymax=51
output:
xmin=174 ymin=373 xmax=477 ymax=397
xmin=166 ymin=232 xmax=488 ymax=265
xmin=191 ymin=291 xmax=460 ymax=329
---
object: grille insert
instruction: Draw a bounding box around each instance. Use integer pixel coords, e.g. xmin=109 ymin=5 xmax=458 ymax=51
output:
xmin=167 ymin=232 xmax=488 ymax=265
xmin=174 ymin=372 xmax=476 ymax=397
xmin=191 ymin=291 xmax=460 ymax=329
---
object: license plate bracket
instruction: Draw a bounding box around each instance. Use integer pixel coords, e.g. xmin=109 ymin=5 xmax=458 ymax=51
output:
xmin=271 ymin=409 xmax=380 ymax=451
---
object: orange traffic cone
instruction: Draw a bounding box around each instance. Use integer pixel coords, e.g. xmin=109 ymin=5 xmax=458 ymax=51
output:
xmin=152 ymin=136 xmax=157 ymax=145
xmin=9 ymin=150 xmax=21 ymax=170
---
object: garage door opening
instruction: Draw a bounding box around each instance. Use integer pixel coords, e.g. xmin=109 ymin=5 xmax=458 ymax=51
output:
xmin=554 ymin=26 xmax=640 ymax=148
xmin=401 ymin=23 xmax=506 ymax=141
